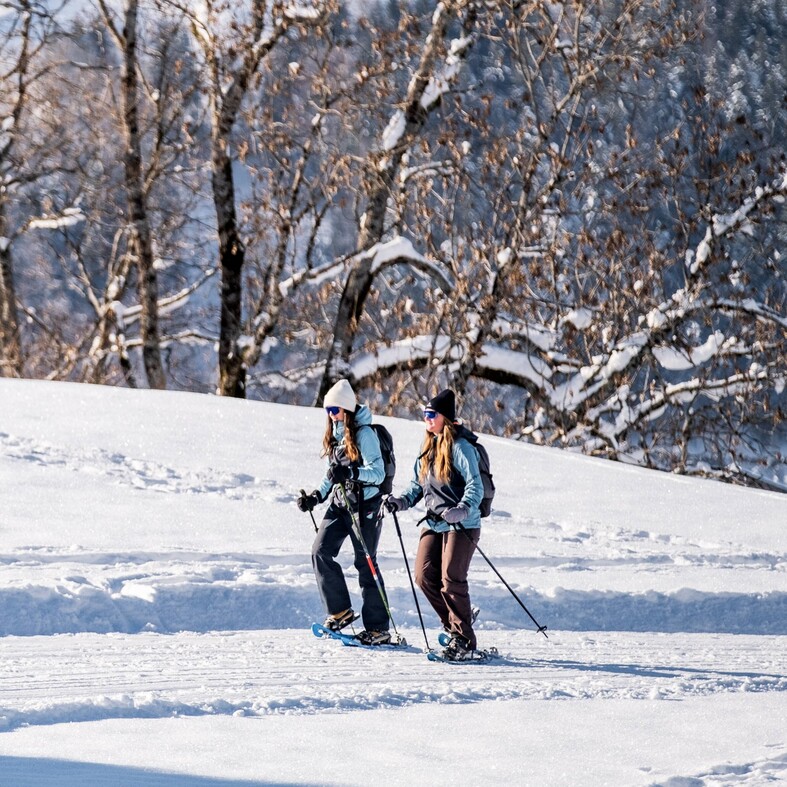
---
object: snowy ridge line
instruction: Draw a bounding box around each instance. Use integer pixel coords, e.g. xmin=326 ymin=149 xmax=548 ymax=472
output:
xmin=0 ymin=695 xmax=264 ymax=733
xmin=527 ymin=587 xmax=787 ymax=635
xmin=0 ymin=548 xmax=309 ymax=567
xmin=0 ymin=432 xmax=276 ymax=500
xmin=0 ymin=581 xmax=785 ymax=636
xmin=3 ymin=545 xmax=783 ymax=571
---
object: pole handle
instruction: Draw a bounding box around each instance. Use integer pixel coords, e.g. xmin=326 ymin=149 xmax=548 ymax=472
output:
xmin=300 ymin=489 xmax=318 ymax=532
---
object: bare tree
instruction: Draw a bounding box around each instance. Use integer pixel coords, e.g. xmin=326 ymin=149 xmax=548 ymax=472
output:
xmin=171 ymin=0 xmax=328 ymax=397
xmin=307 ymin=1 xmax=784 ymax=486
xmin=16 ymin=3 xmax=213 ymax=387
xmin=2 ymin=0 xmax=782 ymax=487
xmin=0 ymin=2 xmax=67 ymax=376
xmin=315 ymin=0 xmax=479 ymax=401
xmin=98 ymin=0 xmax=166 ymax=388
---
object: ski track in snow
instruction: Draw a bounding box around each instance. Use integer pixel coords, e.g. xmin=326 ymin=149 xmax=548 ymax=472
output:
xmin=663 ymin=751 xmax=787 ymax=786
xmin=0 ymin=431 xmax=278 ymax=501
xmin=0 ymin=630 xmax=785 ymax=734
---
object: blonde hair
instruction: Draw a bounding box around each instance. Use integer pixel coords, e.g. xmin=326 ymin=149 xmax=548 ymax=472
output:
xmin=419 ymin=420 xmax=455 ymax=484
xmin=321 ymin=410 xmax=360 ymax=462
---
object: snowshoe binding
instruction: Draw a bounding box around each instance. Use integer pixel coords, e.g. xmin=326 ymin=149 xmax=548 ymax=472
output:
xmin=356 ymin=630 xmax=392 ymax=646
xmin=323 ymin=608 xmax=359 ymax=631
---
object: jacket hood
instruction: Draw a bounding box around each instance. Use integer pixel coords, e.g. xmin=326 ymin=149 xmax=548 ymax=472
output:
xmin=353 ymin=403 xmax=373 ymax=426
xmin=454 ymin=422 xmax=478 ymax=445
xmin=332 ymin=402 xmax=373 ymax=439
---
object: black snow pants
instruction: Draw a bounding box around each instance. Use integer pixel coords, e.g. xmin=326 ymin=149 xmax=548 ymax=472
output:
xmin=311 ymin=495 xmax=388 ymax=632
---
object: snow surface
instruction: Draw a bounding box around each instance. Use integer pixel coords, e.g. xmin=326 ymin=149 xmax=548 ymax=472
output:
xmin=0 ymin=378 xmax=785 ymax=786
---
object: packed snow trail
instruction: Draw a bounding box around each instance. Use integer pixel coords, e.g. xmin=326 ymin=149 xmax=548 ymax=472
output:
xmin=0 ymin=629 xmax=785 ymax=732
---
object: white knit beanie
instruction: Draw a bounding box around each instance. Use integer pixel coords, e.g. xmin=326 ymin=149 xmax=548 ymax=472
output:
xmin=323 ymin=379 xmax=357 ymax=412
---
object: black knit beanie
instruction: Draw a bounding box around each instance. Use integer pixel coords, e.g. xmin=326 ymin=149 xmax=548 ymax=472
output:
xmin=426 ymin=389 xmax=456 ymax=421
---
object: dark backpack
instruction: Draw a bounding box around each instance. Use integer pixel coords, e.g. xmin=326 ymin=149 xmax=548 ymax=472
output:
xmin=364 ymin=423 xmax=396 ymax=495
xmin=455 ymin=424 xmax=496 ymax=518
xmin=473 ymin=441 xmax=496 ymax=518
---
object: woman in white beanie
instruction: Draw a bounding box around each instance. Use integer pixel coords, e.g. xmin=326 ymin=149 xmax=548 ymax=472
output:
xmin=297 ymin=379 xmax=391 ymax=645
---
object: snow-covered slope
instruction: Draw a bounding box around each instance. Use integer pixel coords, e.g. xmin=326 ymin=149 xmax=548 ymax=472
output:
xmin=0 ymin=379 xmax=784 ymax=786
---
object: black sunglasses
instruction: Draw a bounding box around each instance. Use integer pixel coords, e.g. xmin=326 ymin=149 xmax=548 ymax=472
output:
xmin=325 ymin=406 xmax=342 ymax=415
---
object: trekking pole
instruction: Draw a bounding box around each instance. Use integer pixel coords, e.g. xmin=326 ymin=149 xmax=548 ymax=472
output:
xmin=454 ymin=521 xmax=548 ymax=639
xmin=336 ymin=483 xmax=401 ymax=640
xmin=390 ymin=509 xmax=431 ymax=651
xmin=299 ymin=489 xmax=318 ymax=533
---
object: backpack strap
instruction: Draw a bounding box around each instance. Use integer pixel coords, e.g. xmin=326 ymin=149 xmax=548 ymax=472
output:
xmin=356 ymin=423 xmax=385 ymax=492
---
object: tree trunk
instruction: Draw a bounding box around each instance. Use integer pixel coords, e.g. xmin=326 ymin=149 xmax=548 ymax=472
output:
xmin=213 ymin=137 xmax=246 ymax=398
xmin=200 ymin=1 xmax=291 ymax=399
xmin=0 ymin=208 xmax=22 ymax=377
xmin=122 ymin=0 xmax=166 ymax=389
xmin=0 ymin=6 xmax=30 ymax=379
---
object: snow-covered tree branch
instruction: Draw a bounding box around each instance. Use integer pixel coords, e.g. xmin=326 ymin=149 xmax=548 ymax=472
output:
xmin=316 ymin=0 xmax=480 ymax=402
xmin=3 ymin=0 xmax=785 ymax=490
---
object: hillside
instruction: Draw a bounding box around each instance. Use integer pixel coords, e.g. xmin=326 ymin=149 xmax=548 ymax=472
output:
xmin=0 ymin=379 xmax=785 ymax=785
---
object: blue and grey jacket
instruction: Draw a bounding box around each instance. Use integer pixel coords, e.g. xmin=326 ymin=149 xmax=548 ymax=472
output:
xmin=398 ymin=425 xmax=483 ymax=533
xmin=318 ymin=404 xmax=384 ymax=508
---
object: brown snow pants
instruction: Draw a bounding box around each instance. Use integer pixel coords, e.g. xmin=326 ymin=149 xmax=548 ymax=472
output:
xmin=414 ymin=526 xmax=480 ymax=649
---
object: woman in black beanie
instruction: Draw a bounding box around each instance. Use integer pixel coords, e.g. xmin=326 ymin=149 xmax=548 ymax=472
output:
xmin=385 ymin=388 xmax=484 ymax=660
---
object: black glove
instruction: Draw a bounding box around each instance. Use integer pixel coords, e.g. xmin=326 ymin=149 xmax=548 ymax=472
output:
xmin=443 ymin=504 xmax=469 ymax=524
xmin=327 ymin=463 xmax=357 ymax=485
xmin=297 ymin=489 xmax=322 ymax=512
xmin=385 ymin=495 xmax=407 ymax=513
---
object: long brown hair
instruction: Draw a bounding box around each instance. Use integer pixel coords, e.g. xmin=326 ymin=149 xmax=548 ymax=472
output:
xmin=419 ymin=420 xmax=455 ymax=484
xmin=321 ymin=410 xmax=360 ymax=462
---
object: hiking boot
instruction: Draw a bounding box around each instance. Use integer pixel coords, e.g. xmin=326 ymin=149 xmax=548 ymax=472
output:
xmin=324 ymin=608 xmax=357 ymax=631
xmin=357 ymin=630 xmax=391 ymax=646
xmin=442 ymin=607 xmax=480 ymax=639
xmin=441 ymin=635 xmax=474 ymax=661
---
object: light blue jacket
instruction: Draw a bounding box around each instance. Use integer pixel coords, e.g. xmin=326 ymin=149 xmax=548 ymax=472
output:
xmin=398 ymin=433 xmax=483 ymax=533
xmin=318 ymin=404 xmax=384 ymax=503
